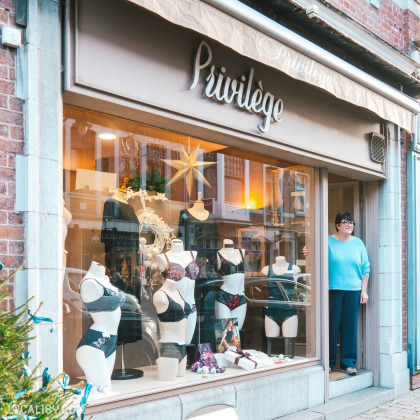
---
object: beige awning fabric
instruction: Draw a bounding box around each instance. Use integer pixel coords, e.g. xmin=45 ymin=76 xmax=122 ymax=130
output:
xmin=128 ymin=0 xmax=419 ymax=132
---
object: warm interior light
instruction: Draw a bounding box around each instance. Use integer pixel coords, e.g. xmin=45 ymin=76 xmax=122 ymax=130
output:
xmin=99 ymin=133 xmax=116 ymax=140
xmin=246 ymin=200 xmax=256 ymax=209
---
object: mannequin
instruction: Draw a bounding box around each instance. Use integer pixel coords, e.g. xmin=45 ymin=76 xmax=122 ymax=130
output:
xmin=156 ymin=239 xmax=199 ymax=344
xmin=153 ymin=278 xmax=190 ymax=380
xmin=261 ymin=256 xmax=300 ymax=338
xmin=187 ymin=192 xmax=209 ymax=221
xmin=215 ymin=239 xmax=247 ymax=329
xmin=76 ymin=261 xmax=126 ymax=393
xmin=101 ymin=178 xmax=139 ymax=277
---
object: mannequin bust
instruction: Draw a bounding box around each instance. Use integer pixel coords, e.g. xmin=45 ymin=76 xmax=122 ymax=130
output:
xmin=215 ymin=239 xmax=247 ymax=329
xmin=156 ymin=239 xmax=198 ymax=344
xmin=187 ymin=192 xmax=209 ymax=221
xmin=76 ymin=261 xmax=126 ymax=393
xmin=261 ymin=256 xmax=300 ymax=338
xmin=153 ymin=278 xmax=189 ymax=380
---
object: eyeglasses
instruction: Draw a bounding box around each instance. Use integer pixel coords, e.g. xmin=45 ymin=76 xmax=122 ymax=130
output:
xmin=340 ymin=221 xmax=354 ymax=227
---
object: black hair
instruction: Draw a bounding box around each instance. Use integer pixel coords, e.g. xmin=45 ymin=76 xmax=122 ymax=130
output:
xmin=335 ymin=212 xmax=355 ymax=232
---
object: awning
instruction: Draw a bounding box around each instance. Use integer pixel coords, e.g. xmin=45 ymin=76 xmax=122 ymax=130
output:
xmin=127 ymin=0 xmax=420 ymax=132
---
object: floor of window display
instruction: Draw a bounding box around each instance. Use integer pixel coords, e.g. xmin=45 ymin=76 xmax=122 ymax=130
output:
xmin=80 ymin=355 xmax=311 ymax=404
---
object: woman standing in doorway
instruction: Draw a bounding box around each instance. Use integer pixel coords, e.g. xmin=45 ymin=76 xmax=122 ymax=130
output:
xmin=329 ymin=212 xmax=370 ymax=376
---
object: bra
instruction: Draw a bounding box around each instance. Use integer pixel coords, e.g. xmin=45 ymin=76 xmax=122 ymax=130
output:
xmin=80 ymin=278 xmax=126 ymax=313
xmin=217 ymin=249 xmax=245 ymax=276
xmin=157 ymin=290 xmax=192 ymax=323
xmin=266 ymin=263 xmax=295 ymax=302
xmin=163 ymin=251 xmax=199 ymax=282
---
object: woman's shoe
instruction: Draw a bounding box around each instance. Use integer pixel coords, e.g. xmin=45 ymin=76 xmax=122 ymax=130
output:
xmin=340 ymin=367 xmax=357 ymax=376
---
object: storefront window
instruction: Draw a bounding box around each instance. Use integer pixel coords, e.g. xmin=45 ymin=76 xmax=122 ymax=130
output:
xmin=63 ymin=105 xmax=317 ymax=395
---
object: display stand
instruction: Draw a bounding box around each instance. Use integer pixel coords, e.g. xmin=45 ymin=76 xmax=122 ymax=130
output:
xmin=111 ymin=343 xmax=144 ymax=380
xmin=266 ymin=337 xmax=295 ymax=358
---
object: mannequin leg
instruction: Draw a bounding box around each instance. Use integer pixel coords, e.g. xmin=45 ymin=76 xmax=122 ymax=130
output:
xmin=265 ymin=316 xmax=281 ymax=337
xmin=231 ymin=304 xmax=247 ymax=330
xmin=156 ymin=357 xmax=179 ymax=381
xmin=76 ymin=346 xmax=112 ymax=389
xmin=215 ymin=301 xmax=232 ymax=319
xmin=282 ymin=315 xmax=298 ymax=337
xmin=339 ymin=290 xmax=361 ymax=369
xmin=177 ymin=356 xmax=187 ymax=377
xmin=329 ymin=290 xmax=344 ymax=369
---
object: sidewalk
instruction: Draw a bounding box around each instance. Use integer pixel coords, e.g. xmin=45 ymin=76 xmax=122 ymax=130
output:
xmin=349 ymin=389 xmax=420 ymax=419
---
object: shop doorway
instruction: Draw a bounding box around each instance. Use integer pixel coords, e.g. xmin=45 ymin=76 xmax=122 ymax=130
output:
xmin=328 ymin=174 xmax=366 ymax=381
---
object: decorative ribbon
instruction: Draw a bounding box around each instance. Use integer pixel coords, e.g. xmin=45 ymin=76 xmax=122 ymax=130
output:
xmin=58 ymin=374 xmax=81 ymax=395
xmin=233 ymin=349 xmax=258 ymax=369
xmin=72 ymin=382 xmax=92 ymax=420
xmin=27 ymin=310 xmax=54 ymax=333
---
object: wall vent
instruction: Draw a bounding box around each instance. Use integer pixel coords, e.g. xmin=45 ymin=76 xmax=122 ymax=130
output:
xmin=369 ymin=132 xmax=386 ymax=164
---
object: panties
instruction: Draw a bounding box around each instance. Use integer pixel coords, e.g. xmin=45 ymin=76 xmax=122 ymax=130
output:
xmin=77 ymin=329 xmax=117 ymax=358
xmin=216 ymin=289 xmax=246 ymax=310
xmin=265 ymin=306 xmax=297 ymax=327
xmin=160 ymin=342 xmax=186 ymax=362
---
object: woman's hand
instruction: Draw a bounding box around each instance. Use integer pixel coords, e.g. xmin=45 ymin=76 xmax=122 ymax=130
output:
xmin=360 ymin=290 xmax=369 ymax=304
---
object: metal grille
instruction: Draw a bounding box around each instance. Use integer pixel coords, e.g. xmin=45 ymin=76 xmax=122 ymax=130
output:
xmin=369 ymin=132 xmax=386 ymax=164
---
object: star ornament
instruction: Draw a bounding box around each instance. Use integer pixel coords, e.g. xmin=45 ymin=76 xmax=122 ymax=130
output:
xmin=162 ymin=141 xmax=217 ymax=197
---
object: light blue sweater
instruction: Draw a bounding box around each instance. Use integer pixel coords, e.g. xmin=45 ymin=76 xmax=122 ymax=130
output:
xmin=328 ymin=236 xmax=370 ymax=291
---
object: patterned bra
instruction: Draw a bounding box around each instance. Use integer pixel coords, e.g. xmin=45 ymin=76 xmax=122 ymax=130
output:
xmin=163 ymin=251 xmax=200 ymax=282
xmin=80 ymin=278 xmax=126 ymax=313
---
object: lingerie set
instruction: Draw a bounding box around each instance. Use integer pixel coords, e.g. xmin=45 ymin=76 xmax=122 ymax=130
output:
xmin=157 ymin=290 xmax=192 ymax=361
xmin=77 ymin=279 xmax=126 ymax=358
xmin=215 ymin=249 xmax=246 ymax=310
xmin=162 ymin=251 xmax=199 ymax=313
xmin=265 ymin=264 xmax=297 ymax=327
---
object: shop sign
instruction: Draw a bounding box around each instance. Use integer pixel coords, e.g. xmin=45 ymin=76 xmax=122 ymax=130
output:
xmin=189 ymin=41 xmax=283 ymax=134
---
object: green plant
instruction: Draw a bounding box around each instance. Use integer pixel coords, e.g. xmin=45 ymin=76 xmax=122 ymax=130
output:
xmin=0 ymin=262 xmax=80 ymax=419
xmin=128 ymin=168 xmax=174 ymax=194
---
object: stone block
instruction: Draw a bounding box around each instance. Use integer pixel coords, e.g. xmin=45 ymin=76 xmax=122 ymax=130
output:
xmin=180 ymin=384 xmax=236 ymax=419
xmin=91 ymin=397 xmax=182 ymax=420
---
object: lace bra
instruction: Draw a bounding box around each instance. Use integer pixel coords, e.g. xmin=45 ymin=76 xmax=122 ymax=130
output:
xmin=217 ymin=249 xmax=245 ymax=276
xmin=80 ymin=278 xmax=126 ymax=313
xmin=163 ymin=251 xmax=199 ymax=281
xmin=157 ymin=290 xmax=192 ymax=323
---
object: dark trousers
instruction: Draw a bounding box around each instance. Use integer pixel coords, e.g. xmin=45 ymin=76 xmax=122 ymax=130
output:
xmin=329 ymin=290 xmax=361 ymax=369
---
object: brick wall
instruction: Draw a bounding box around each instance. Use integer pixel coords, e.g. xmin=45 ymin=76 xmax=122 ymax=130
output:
xmin=0 ymin=0 xmax=24 ymax=311
xmin=327 ymin=0 xmax=420 ymax=53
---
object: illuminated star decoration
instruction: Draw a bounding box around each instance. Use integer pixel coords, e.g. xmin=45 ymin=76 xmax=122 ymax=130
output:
xmin=162 ymin=140 xmax=217 ymax=198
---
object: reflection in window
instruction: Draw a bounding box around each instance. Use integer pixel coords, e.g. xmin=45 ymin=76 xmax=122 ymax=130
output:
xmin=63 ymin=105 xmax=316 ymax=394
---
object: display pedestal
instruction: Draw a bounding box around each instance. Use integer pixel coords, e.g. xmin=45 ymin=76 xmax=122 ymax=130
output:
xmin=266 ymin=337 xmax=295 ymax=358
xmin=111 ymin=343 xmax=144 ymax=380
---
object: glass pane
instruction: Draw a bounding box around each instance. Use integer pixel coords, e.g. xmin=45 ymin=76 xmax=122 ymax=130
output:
xmin=62 ymin=105 xmax=317 ymax=395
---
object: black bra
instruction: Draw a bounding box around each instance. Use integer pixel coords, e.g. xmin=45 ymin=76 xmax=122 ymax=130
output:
xmin=217 ymin=249 xmax=245 ymax=277
xmin=81 ymin=279 xmax=126 ymax=313
xmin=157 ymin=290 xmax=192 ymax=323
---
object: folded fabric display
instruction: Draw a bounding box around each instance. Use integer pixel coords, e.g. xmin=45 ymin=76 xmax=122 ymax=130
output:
xmin=191 ymin=351 xmax=226 ymax=373
xmin=224 ymin=349 xmax=262 ymax=370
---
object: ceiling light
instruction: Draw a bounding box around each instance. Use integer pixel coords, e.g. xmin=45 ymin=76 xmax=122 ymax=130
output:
xmin=98 ymin=133 xmax=116 ymax=140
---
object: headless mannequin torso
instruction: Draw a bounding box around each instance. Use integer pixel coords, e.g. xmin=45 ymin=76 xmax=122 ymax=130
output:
xmin=215 ymin=239 xmax=247 ymax=329
xmin=156 ymin=239 xmax=198 ymax=344
xmin=76 ymin=262 xmax=125 ymax=393
xmin=261 ymin=256 xmax=300 ymax=338
xmin=187 ymin=192 xmax=209 ymax=221
xmin=153 ymin=278 xmax=188 ymax=380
